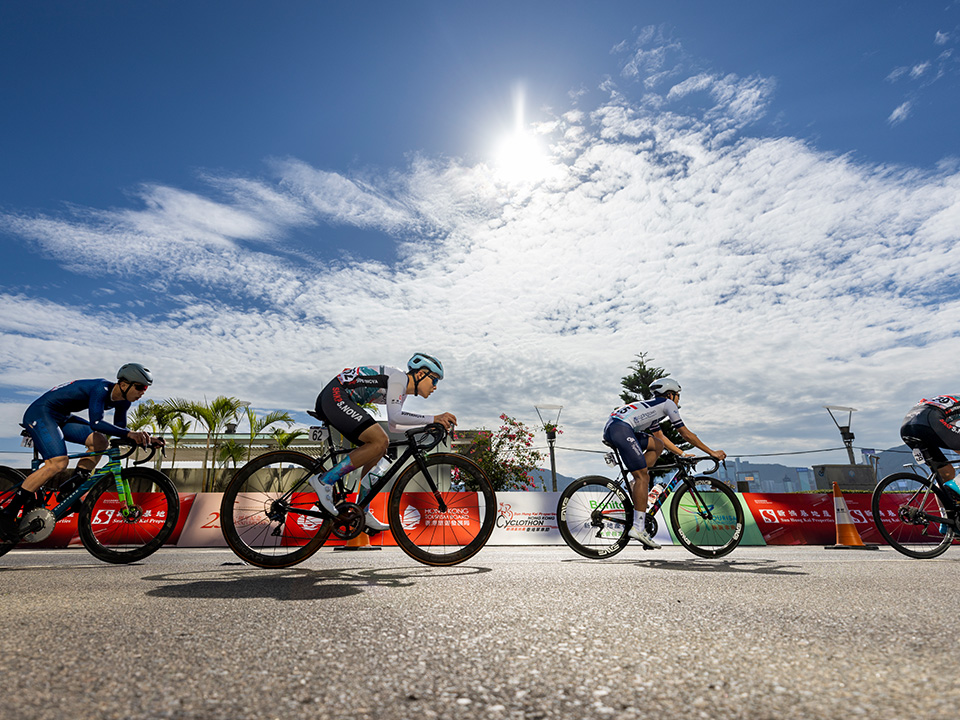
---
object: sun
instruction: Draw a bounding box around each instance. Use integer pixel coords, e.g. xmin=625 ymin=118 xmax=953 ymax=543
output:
xmin=494 ymin=130 xmax=550 ymax=184
xmin=491 ymin=84 xmax=551 ymax=184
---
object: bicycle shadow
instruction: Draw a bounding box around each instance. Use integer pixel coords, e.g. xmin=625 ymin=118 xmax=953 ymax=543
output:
xmin=561 ymin=556 xmax=807 ymax=576
xmin=142 ymin=563 xmax=493 ymax=601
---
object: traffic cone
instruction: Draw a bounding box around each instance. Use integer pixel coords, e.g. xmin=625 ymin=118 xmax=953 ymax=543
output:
xmin=825 ymin=482 xmax=879 ymax=550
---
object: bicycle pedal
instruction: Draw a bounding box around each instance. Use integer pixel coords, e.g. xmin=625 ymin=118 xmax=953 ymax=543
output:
xmin=364 ymin=528 xmax=383 ymax=537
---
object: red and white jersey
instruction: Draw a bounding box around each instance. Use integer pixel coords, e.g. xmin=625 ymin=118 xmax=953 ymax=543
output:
xmin=920 ymin=395 xmax=960 ymax=423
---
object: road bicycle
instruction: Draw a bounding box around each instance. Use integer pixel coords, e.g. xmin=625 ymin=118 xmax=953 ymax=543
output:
xmin=0 ymin=434 xmax=180 ymax=563
xmin=556 ymin=447 xmax=744 ymax=559
xmin=219 ymin=421 xmax=496 ymax=568
xmin=871 ymin=458 xmax=960 ymax=559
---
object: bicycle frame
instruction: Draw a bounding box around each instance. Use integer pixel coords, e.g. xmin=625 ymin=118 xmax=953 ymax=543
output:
xmin=283 ymin=425 xmax=448 ymax=522
xmin=894 ymin=464 xmax=959 ymax=530
xmin=604 ymin=445 xmax=720 ymax=520
xmin=27 ymin=441 xmax=154 ymax=521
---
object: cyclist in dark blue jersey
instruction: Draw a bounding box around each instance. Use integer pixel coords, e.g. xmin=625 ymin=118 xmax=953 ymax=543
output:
xmin=0 ymin=363 xmax=160 ymax=540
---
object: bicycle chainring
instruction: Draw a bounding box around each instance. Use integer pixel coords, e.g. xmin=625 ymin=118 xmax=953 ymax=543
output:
xmin=20 ymin=507 xmax=56 ymax=543
xmin=330 ymin=502 xmax=364 ymax=540
xmin=644 ymin=514 xmax=659 ymax=538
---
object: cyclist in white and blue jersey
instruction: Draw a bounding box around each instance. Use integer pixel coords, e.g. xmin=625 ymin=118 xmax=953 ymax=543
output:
xmin=311 ymin=353 xmax=457 ymax=530
xmin=0 ymin=363 xmax=159 ymax=541
xmin=603 ymin=377 xmax=726 ymax=549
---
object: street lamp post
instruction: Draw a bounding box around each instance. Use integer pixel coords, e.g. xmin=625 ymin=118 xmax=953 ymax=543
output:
xmin=535 ymin=404 xmax=563 ymax=492
xmin=824 ymin=405 xmax=858 ymax=465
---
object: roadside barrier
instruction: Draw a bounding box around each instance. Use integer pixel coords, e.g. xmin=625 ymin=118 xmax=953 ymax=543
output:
xmin=826 ymin=482 xmax=879 ymax=550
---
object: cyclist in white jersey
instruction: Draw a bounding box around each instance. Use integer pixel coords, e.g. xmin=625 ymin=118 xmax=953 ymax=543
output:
xmin=311 ymin=353 xmax=456 ymax=530
xmin=603 ymin=378 xmax=726 ymax=549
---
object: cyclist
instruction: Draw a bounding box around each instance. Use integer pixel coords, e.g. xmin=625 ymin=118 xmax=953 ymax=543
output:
xmin=900 ymin=395 xmax=960 ymax=494
xmin=603 ymin=377 xmax=726 ymax=549
xmin=311 ymin=353 xmax=457 ymax=531
xmin=0 ymin=363 xmax=161 ymax=541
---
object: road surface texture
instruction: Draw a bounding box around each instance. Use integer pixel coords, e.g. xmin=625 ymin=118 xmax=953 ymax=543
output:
xmin=1 ymin=545 xmax=957 ymax=720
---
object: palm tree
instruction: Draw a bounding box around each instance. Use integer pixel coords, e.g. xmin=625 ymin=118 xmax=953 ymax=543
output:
xmin=168 ymin=396 xmax=244 ymax=492
xmin=165 ymin=414 xmax=192 ymax=471
xmin=216 ymin=440 xmax=247 ymax=491
xmin=244 ymin=407 xmax=294 ymax=462
xmin=266 ymin=428 xmax=308 ymax=492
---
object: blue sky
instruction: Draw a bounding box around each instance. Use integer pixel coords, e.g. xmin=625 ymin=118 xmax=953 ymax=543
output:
xmin=2 ymin=1 xmax=960 ymax=474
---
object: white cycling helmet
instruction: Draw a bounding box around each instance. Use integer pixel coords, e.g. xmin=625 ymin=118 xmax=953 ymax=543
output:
xmin=650 ymin=377 xmax=681 ymax=396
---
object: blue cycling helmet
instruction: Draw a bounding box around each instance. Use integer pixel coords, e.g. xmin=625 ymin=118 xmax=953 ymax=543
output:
xmin=407 ymin=353 xmax=444 ymax=380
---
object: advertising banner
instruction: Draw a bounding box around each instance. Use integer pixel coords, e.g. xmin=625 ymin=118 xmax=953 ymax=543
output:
xmin=741 ymin=492 xmax=879 ymax=545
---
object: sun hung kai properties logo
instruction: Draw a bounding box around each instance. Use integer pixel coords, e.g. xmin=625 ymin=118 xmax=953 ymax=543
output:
xmin=496 ymin=502 xmax=552 ymax=533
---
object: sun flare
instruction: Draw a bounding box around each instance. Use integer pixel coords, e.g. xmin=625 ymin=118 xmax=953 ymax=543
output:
xmin=494 ymin=130 xmax=550 ymax=183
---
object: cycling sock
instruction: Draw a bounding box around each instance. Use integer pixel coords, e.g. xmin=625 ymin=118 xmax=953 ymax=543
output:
xmin=634 ymin=510 xmax=646 ymax=530
xmin=319 ymin=456 xmax=357 ymax=486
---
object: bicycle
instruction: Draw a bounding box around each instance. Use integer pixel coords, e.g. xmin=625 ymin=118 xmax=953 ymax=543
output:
xmin=219 ymin=420 xmax=497 ymax=568
xmin=871 ymin=458 xmax=960 ymax=559
xmin=556 ymin=447 xmax=744 ymax=559
xmin=0 ymin=433 xmax=180 ymax=563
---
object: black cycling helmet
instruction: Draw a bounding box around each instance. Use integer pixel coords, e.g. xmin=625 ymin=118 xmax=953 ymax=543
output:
xmin=117 ymin=363 xmax=153 ymax=386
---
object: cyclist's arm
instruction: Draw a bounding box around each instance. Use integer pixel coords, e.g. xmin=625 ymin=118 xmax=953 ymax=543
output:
xmin=677 ymin=426 xmax=726 ymax=461
xmin=384 ymin=369 xmax=434 ymax=431
xmin=87 ymin=386 xmax=131 ymax=438
xmin=651 ymin=429 xmax=689 ymax=457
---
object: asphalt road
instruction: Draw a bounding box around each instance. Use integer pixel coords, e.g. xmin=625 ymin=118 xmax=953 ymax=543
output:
xmin=1 ymin=544 xmax=958 ymax=720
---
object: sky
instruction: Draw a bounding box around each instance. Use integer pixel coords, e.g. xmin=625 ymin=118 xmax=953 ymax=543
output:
xmin=2 ymin=1 xmax=960 ymax=477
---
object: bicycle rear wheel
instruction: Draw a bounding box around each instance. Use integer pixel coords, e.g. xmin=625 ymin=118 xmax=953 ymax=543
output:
xmin=872 ymin=472 xmax=954 ymax=559
xmin=387 ymin=453 xmax=496 ymax=566
xmin=78 ymin=467 xmax=180 ymax=564
xmin=0 ymin=466 xmax=27 ymax=559
xmin=669 ymin=477 xmax=744 ymax=558
xmin=556 ymin=476 xmax=632 ymax=559
xmin=220 ymin=451 xmax=333 ymax=568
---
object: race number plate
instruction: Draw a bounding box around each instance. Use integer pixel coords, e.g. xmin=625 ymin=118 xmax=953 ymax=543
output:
xmin=20 ymin=434 xmax=33 ymax=448
xmin=912 ymin=448 xmax=926 ymax=465
xmin=309 ymin=426 xmax=330 ymax=443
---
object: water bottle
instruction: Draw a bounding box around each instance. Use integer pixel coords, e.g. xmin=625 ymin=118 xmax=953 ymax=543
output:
xmin=647 ymin=483 xmax=666 ymax=510
xmin=945 ymin=479 xmax=960 ymax=498
xmin=363 ymin=457 xmax=392 ymax=490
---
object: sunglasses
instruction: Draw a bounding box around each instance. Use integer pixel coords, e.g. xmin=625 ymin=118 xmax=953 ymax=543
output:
xmin=132 ymin=383 xmax=149 ymax=392
xmin=427 ymin=374 xmax=441 ymax=387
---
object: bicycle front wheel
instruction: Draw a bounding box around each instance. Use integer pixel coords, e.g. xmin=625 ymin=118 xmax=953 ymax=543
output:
xmin=872 ymin=472 xmax=954 ymax=559
xmin=220 ymin=451 xmax=333 ymax=568
xmin=669 ymin=477 xmax=744 ymax=558
xmin=387 ymin=453 xmax=496 ymax=566
xmin=556 ymin=476 xmax=632 ymax=559
xmin=0 ymin=466 xmax=27 ymax=559
xmin=79 ymin=467 xmax=180 ymax=564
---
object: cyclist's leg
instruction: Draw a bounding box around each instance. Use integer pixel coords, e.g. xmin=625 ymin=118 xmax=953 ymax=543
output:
xmin=902 ymin=408 xmax=955 ymax=483
xmin=603 ymin=419 xmax=658 ymax=547
xmin=72 ymin=424 xmax=107 ymax=474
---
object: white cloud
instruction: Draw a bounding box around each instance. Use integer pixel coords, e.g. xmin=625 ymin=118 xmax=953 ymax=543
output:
xmin=888 ymin=101 xmax=912 ymax=125
xmin=3 ymin=35 xmax=960 ymax=478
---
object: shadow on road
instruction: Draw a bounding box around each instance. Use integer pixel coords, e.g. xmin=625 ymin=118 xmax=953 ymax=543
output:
xmin=142 ymin=563 xmax=493 ymax=601
xmin=561 ymin=556 xmax=807 ymax=576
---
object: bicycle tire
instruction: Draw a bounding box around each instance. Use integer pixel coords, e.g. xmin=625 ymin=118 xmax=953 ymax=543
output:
xmin=220 ymin=451 xmax=333 ymax=568
xmin=78 ymin=467 xmax=180 ymax=564
xmin=556 ymin=476 xmax=632 ymax=560
xmin=387 ymin=453 xmax=496 ymax=566
xmin=669 ymin=476 xmax=744 ymax=558
xmin=872 ymin=472 xmax=954 ymax=559
xmin=0 ymin=466 xmax=27 ymax=558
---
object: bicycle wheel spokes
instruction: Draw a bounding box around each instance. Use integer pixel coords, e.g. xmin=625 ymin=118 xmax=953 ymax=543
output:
xmin=79 ymin=468 xmax=180 ymax=564
xmin=220 ymin=451 xmax=331 ymax=568
xmin=872 ymin=473 xmax=953 ymax=559
xmin=556 ymin=476 xmax=631 ymax=559
xmin=670 ymin=478 xmax=743 ymax=558
xmin=388 ymin=454 xmax=496 ymax=566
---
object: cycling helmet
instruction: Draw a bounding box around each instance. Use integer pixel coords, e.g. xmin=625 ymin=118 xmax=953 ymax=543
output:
xmin=407 ymin=353 xmax=444 ymax=380
xmin=117 ymin=363 xmax=153 ymax=386
xmin=650 ymin=377 xmax=681 ymax=396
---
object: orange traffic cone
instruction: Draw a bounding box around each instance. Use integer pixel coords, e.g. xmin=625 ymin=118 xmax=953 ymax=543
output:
xmin=825 ymin=482 xmax=879 ymax=550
